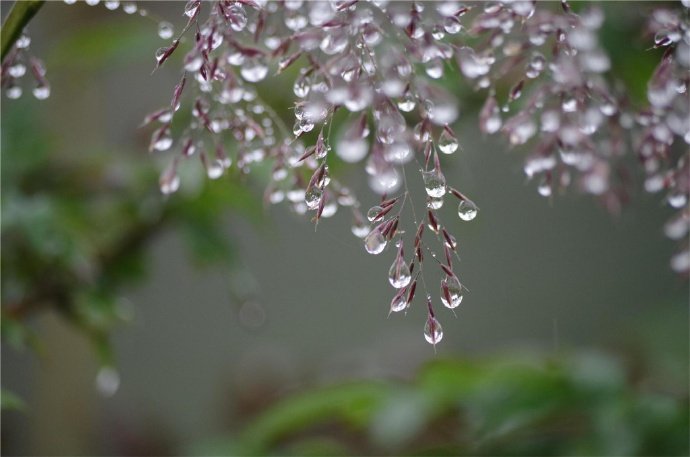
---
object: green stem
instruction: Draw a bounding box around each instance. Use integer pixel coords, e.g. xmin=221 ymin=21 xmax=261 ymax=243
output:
xmin=1 ymin=1 xmax=45 ymax=62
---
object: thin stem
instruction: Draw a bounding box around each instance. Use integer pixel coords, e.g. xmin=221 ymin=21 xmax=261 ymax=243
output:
xmin=1 ymin=1 xmax=45 ymax=62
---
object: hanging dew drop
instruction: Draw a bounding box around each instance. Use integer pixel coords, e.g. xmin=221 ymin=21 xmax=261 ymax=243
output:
xmin=457 ymin=200 xmax=478 ymax=221
xmin=440 ymin=275 xmax=463 ymax=309
xmin=351 ymin=222 xmax=370 ymax=238
xmin=390 ymin=292 xmax=407 ymax=313
xmin=95 ymin=367 xmax=120 ymax=397
xmin=388 ymin=256 xmax=411 ymax=288
xmin=438 ymin=128 xmax=459 ymax=154
xmin=158 ymin=22 xmax=174 ymax=40
xmin=304 ymin=186 xmax=323 ymax=210
xmin=33 ymin=85 xmax=51 ymax=100
xmin=427 ymin=196 xmax=444 ymax=209
xmin=364 ymin=229 xmax=387 ymax=255
xmin=424 ymin=317 xmax=443 ymax=344
xmin=422 ymin=169 xmax=446 ymax=198
xmin=367 ymin=205 xmax=384 ymax=222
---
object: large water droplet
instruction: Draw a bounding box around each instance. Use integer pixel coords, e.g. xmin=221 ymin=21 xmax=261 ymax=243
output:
xmin=424 ymin=316 xmax=443 ymax=344
xmin=440 ymin=275 xmax=463 ymax=309
xmin=390 ymin=290 xmax=407 ymax=313
xmin=457 ymin=200 xmax=478 ymax=221
xmin=364 ymin=229 xmax=387 ymax=255
xmin=388 ymin=256 xmax=411 ymax=289
xmin=158 ymin=21 xmax=174 ymax=40
xmin=438 ymin=128 xmax=458 ymax=154
xmin=422 ymin=169 xmax=446 ymax=198
xmin=304 ymin=185 xmax=323 ymax=210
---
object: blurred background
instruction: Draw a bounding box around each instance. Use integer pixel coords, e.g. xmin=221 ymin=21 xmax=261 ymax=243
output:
xmin=1 ymin=2 xmax=688 ymax=456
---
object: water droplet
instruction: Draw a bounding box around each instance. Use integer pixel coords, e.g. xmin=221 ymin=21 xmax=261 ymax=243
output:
xmin=440 ymin=275 xmax=463 ymax=309
xmin=537 ymin=178 xmax=552 ymax=197
xmin=158 ymin=22 xmax=174 ymax=40
xmin=388 ymin=256 xmax=411 ymax=288
xmin=364 ymin=229 xmax=387 ymax=255
xmin=85 ymin=0 xmax=100 ymax=5
xmin=397 ymin=91 xmax=416 ymax=112
xmin=6 ymin=86 xmax=22 ymax=99
xmin=240 ymin=58 xmax=268 ymax=82
xmin=15 ymin=35 xmax=31 ymax=49
xmin=96 ymin=367 xmax=120 ymax=397
xmin=427 ymin=196 xmax=444 ymax=209
xmin=104 ymin=0 xmax=120 ymax=10
xmin=425 ymin=58 xmax=444 ymax=79
xmin=438 ymin=128 xmax=458 ymax=154
xmin=457 ymin=200 xmax=478 ymax=221
xmin=367 ymin=205 xmax=384 ymax=222
xmin=8 ymin=63 xmax=26 ymax=78
xmin=184 ymin=0 xmax=200 ymax=17
xmin=351 ymin=221 xmax=370 ymax=238
xmin=122 ymin=1 xmax=137 ymax=13
xmin=424 ymin=316 xmax=443 ymax=344
xmin=159 ymin=165 xmax=180 ymax=195
xmin=422 ymin=169 xmax=446 ymax=198
xmin=304 ymin=185 xmax=323 ymax=210
xmin=390 ymin=291 xmax=407 ymax=313
xmin=33 ymin=85 xmax=50 ymax=100
xmin=336 ymin=133 xmax=369 ymax=163
xmin=667 ymin=190 xmax=688 ymax=208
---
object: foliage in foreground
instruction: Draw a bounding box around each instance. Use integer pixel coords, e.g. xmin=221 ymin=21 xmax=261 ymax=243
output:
xmin=193 ymin=351 xmax=689 ymax=456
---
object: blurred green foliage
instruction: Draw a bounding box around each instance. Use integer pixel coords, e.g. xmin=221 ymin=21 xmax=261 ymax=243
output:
xmin=194 ymin=351 xmax=688 ymax=456
xmin=0 ymin=97 xmax=260 ymax=367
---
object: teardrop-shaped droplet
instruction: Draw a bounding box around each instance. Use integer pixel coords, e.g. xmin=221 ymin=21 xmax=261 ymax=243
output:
xmin=424 ymin=316 xmax=443 ymax=344
xmin=457 ymin=200 xmax=478 ymax=221
xmin=422 ymin=169 xmax=446 ymax=198
xmin=304 ymin=185 xmax=323 ymax=210
xmin=397 ymin=91 xmax=416 ymax=112
xmin=158 ymin=21 xmax=174 ymax=40
xmin=206 ymin=159 xmax=224 ymax=179
xmin=438 ymin=128 xmax=458 ymax=154
xmin=367 ymin=205 xmax=384 ymax=222
xmin=159 ymin=163 xmax=180 ymax=195
xmin=33 ymin=85 xmax=51 ymax=100
xmin=440 ymin=275 xmax=463 ymax=309
xmin=537 ymin=178 xmax=552 ymax=197
xmin=364 ymin=229 xmax=387 ymax=255
xmin=390 ymin=290 xmax=407 ymax=313
xmin=388 ymin=256 xmax=411 ymax=288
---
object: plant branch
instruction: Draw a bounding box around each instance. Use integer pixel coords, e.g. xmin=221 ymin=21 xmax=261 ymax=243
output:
xmin=1 ymin=0 xmax=45 ymax=62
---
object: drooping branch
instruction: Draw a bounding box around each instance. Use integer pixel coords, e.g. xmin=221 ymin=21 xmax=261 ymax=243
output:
xmin=0 ymin=0 xmax=44 ymax=62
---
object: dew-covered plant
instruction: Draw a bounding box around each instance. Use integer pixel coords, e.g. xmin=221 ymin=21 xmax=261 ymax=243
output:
xmin=2 ymin=0 xmax=689 ymax=347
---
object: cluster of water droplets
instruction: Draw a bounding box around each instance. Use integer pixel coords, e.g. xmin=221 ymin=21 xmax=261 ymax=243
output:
xmin=1 ymin=33 xmax=50 ymax=101
xmin=638 ymin=7 xmax=690 ymax=275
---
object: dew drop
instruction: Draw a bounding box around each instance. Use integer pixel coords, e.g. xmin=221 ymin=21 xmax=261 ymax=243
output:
xmin=388 ymin=256 xmax=412 ymax=288
xmin=6 ymin=86 xmax=22 ymax=99
xmin=158 ymin=22 xmax=174 ymax=40
xmin=537 ymin=178 xmax=552 ymax=197
xmin=457 ymin=200 xmax=478 ymax=221
xmin=397 ymin=91 xmax=416 ymax=112
xmin=33 ymin=85 xmax=50 ymax=100
xmin=351 ymin=221 xmax=370 ymax=238
xmin=422 ymin=169 xmax=446 ymax=198
xmin=8 ymin=64 xmax=26 ymax=78
xmin=304 ymin=186 xmax=323 ymax=210
xmin=364 ymin=229 xmax=387 ymax=255
xmin=96 ymin=367 xmax=120 ymax=397
xmin=427 ymin=196 xmax=444 ymax=209
xmin=15 ymin=35 xmax=31 ymax=49
xmin=122 ymin=1 xmax=137 ymax=13
xmin=440 ymin=275 xmax=463 ymax=309
xmin=240 ymin=58 xmax=268 ymax=82
xmin=424 ymin=316 xmax=443 ymax=344
xmin=438 ymin=128 xmax=458 ymax=154
xmin=104 ymin=0 xmax=120 ymax=10
xmin=367 ymin=205 xmax=384 ymax=222
xmin=390 ymin=291 xmax=407 ymax=313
